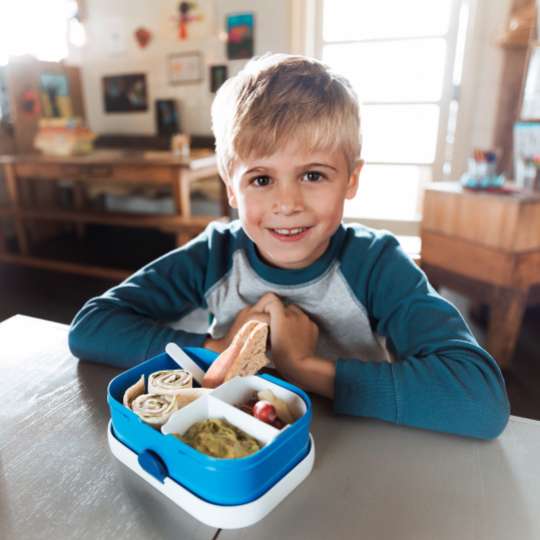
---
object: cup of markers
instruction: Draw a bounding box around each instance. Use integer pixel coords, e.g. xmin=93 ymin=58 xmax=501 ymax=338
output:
xmin=461 ymin=149 xmax=504 ymax=189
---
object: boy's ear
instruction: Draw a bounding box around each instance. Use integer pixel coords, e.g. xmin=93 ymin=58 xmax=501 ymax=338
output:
xmin=345 ymin=160 xmax=363 ymax=199
xmin=224 ymin=179 xmax=238 ymax=209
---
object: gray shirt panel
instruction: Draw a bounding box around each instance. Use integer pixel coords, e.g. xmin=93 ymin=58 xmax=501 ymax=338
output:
xmin=205 ymin=251 xmax=388 ymax=362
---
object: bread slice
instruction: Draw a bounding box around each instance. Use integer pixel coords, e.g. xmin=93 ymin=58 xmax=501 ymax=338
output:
xmin=202 ymin=320 xmax=270 ymax=388
xmin=224 ymin=321 xmax=270 ymax=381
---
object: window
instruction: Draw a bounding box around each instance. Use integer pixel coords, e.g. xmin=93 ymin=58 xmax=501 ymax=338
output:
xmin=316 ymin=0 xmax=470 ymax=230
xmin=0 ymin=0 xmax=73 ymax=66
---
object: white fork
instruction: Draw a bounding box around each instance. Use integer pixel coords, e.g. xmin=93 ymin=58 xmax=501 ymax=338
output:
xmin=165 ymin=342 xmax=206 ymax=387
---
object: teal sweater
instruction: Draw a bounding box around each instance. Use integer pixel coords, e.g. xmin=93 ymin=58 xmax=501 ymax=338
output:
xmin=69 ymin=220 xmax=509 ymax=439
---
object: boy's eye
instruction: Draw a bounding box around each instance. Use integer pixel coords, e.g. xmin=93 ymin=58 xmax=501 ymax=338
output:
xmin=303 ymin=171 xmax=324 ymax=182
xmin=251 ymin=175 xmax=271 ymax=187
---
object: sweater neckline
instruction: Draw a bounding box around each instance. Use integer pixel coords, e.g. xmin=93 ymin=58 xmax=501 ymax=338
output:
xmin=241 ymin=224 xmax=346 ymax=285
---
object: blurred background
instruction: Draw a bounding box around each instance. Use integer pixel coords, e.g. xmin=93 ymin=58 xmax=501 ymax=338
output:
xmin=1 ymin=0 xmax=539 ymax=418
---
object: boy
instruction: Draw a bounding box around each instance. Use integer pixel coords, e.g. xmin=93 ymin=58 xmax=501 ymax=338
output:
xmin=69 ymin=54 xmax=509 ymax=439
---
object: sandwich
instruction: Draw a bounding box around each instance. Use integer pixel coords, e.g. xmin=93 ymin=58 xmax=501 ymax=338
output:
xmin=202 ymin=320 xmax=270 ymax=388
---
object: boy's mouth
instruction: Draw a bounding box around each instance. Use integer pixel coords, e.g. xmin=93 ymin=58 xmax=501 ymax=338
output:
xmin=268 ymin=226 xmax=312 ymax=241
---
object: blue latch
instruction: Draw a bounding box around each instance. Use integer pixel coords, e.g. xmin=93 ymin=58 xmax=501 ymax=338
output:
xmin=138 ymin=449 xmax=168 ymax=483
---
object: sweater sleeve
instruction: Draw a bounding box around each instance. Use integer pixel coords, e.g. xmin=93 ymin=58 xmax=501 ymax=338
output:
xmin=68 ymin=228 xmax=217 ymax=368
xmin=334 ymin=233 xmax=510 ymax=440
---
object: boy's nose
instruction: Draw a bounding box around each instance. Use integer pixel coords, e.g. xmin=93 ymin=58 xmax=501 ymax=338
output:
xmin=273 ymin=185 xmax=303 ymax=215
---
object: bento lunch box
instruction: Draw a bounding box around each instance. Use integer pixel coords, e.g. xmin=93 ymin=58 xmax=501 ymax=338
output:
xmin=107 ymin=347 xmax=314 ymax=527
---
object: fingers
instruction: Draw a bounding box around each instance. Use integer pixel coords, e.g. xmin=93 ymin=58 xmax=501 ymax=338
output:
xmin=287 ymin=304 xmax=303 ymax=315
xmin=253 ymin=292 xmax=283 ymax=312
xmin=261 ymin=296 xmax=286 ymax=319
xmin=254 ymin=294 xmax=307 ymax=321
xmin=250 ymin=293 xmax=309 ymax=324
xmin=246 ymin=312 xmax=271 ymax=325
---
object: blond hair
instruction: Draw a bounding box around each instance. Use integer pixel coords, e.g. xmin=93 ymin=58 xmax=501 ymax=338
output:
xmin=211 ymin=53 xmax=362 ymax=180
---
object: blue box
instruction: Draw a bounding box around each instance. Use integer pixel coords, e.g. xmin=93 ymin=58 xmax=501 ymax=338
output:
xmin=107 ymin=347 xmax=312 ymax=506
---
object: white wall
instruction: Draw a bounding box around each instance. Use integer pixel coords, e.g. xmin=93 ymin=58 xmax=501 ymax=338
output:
xmin=71 ymin=0 xmax=290 ymax=136
xmin=450 ymin=0 xmax=512 ymax=177
xmin=70 ymin=0 xmax=511 ymax=178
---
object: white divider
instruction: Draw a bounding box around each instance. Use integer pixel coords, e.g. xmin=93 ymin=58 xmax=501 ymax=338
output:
xmin=210 ymin=376 xmax=307 ymax=420
xmin=161 ymin=394 xmax=279 ymax=448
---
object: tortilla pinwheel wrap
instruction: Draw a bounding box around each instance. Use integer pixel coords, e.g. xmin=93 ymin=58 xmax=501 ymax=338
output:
xmin=148 ymin=369 xmax=193 ymax=395
xmin=130 ymin=393 xmax=178 ymax=427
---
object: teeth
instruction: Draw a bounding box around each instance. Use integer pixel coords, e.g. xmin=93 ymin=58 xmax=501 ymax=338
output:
xmin=274 ymin=227 xmax=306 ymax=235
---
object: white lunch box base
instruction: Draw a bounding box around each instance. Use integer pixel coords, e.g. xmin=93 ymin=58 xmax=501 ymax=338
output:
xmin=107 ymin=421 xmax=315 ymax=529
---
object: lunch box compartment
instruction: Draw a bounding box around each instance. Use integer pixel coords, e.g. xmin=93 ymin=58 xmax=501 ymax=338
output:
xmin=161 ymin=394 xmax=279 ymax=448
xmin=210 ymin=375 xmax=307 ymax=423
xmin=107 ymin=347 xmax=312 ymax=506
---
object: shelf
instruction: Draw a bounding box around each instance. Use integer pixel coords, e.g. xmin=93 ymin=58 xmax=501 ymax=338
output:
xmin=0 ymin=149 xmax=225 ymax=279
xmin=0 ymin=252 xmax=130 ymax=281
xmin=0 ymin=225 xmax=183 ymax=280
xmin=0 ymin=206 xmax=225 ymax=231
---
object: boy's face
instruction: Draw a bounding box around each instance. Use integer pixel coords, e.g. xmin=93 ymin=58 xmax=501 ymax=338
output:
xmin=226 ymin=144 xmax=362 ymax=269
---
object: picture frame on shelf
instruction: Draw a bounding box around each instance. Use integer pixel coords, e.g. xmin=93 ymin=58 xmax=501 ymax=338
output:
xmin=40 ymin=73 xmax=72 ymax=118
xmin=168 ymin=51 xmax=203 ymax=85
xmin=155 ymin=99 xmax=180 ymax=136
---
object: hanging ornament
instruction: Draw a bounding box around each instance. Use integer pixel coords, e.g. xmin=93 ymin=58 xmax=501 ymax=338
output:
xmin=176 ymin=1 xmax=203 ymax=40
xmin=134 ymin=27 xmax=152 ymax=48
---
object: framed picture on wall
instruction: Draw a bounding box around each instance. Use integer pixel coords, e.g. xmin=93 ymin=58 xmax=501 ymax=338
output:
xmin=210 ymin=65 xmax=228 ymax=93
xmin=102 ymin=73 xmax=148 ymax=113
xmin=168 ymin=52 xmax=203 ymax=85
xmin=226 ymin=12 xmax=254 ymax=60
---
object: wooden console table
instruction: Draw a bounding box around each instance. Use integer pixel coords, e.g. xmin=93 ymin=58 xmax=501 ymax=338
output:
xmin=421 ymin=182 xmax=540 ymax=368
xmin=0 ymin=150 xmax=227 ymax=280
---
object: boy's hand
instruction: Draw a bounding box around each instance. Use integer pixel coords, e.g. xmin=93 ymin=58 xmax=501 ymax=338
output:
xmin=260 ymin=293 xmax=319 ymax=378
xmin=205 ymin=292 xmax=335 ymax=398
xmin=204 ymin=301 xmax=270 ymax=353
xmin=260 ymin=293 xmax=335 ymax=398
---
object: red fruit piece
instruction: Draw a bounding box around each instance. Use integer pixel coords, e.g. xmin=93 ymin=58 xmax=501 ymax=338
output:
xmin=252 ymin=400 xmax=277 ymax=424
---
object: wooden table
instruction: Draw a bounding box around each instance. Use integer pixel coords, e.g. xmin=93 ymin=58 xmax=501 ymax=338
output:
xmin=421 ymin=182 xmax=540 ymax=368
xmin=2 ymin=315 xmax=540 ymax=540
xmin=0 ymin=150 xmax=227 ymax=280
